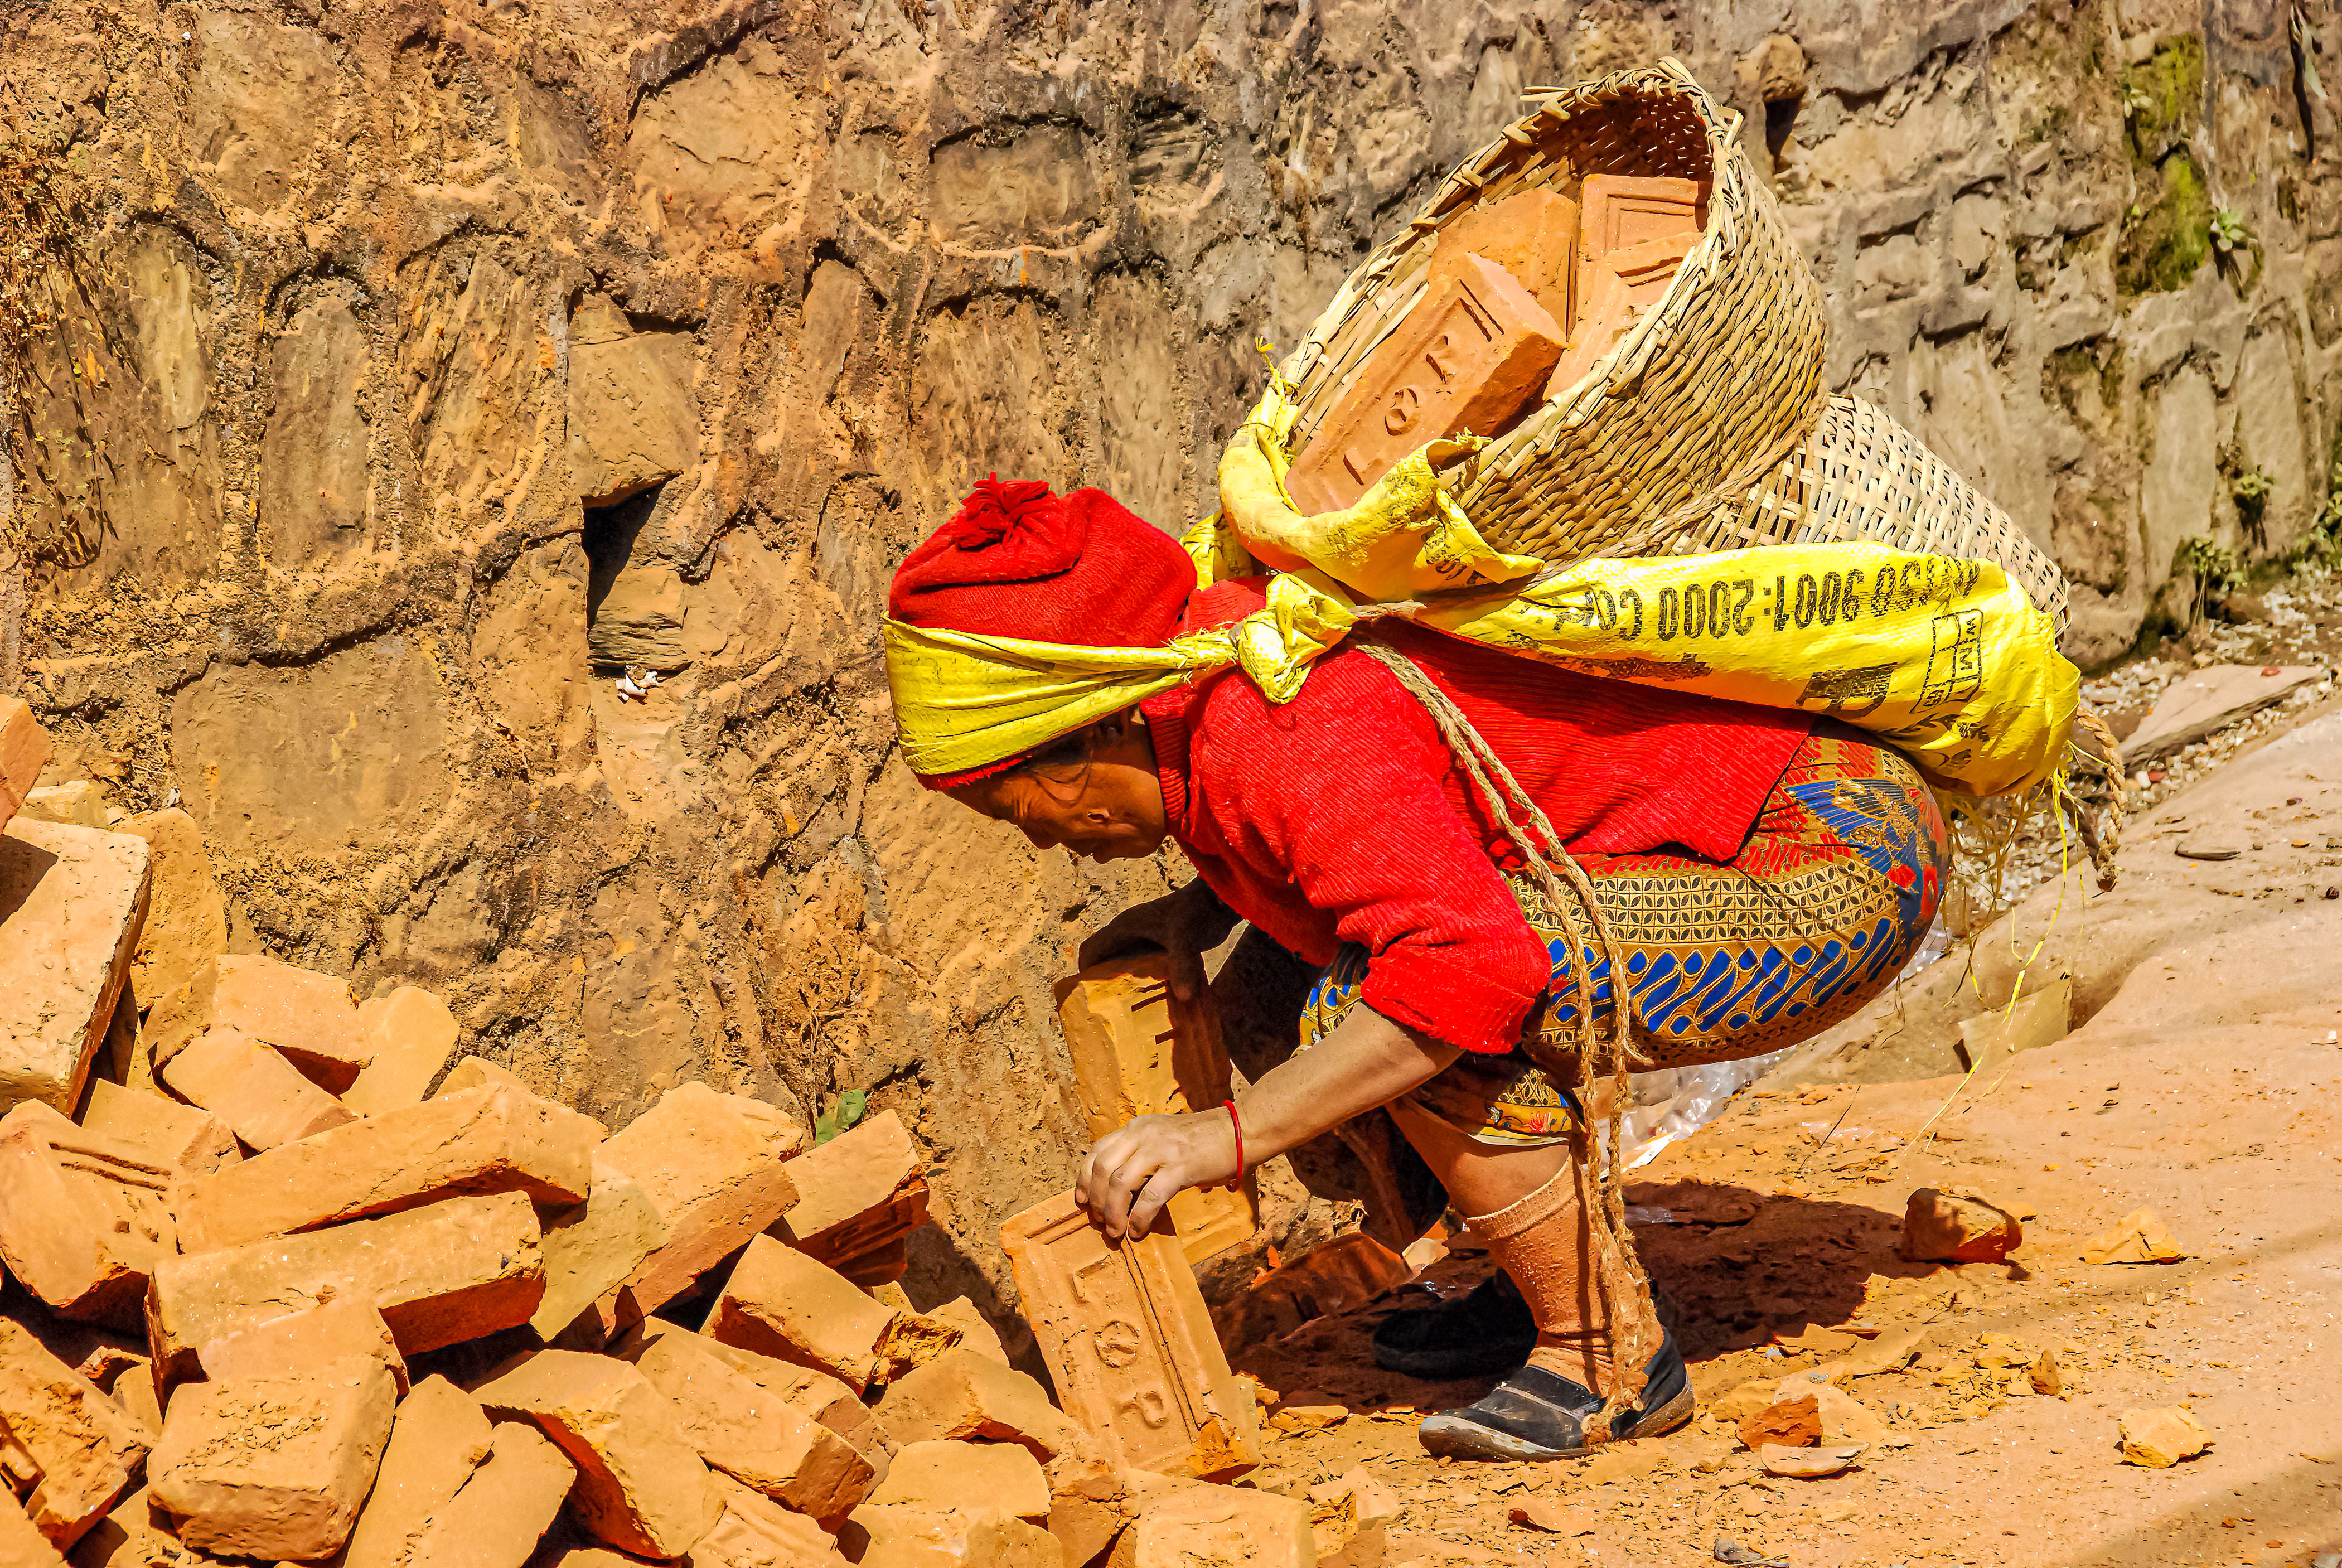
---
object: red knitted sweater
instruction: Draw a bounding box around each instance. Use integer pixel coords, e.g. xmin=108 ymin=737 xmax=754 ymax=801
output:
xmin=1139 ymin=578 xmax=1813 ymax=1053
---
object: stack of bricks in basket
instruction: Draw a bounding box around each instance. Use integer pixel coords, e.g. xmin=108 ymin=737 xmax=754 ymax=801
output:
xmin=1284 ymin=175 xmax=1712 ymax=516
xmin=0 ymin=693 xmax=1367 ymax=1568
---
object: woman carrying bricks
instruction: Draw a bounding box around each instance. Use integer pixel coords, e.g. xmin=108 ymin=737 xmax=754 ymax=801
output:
xmin=884 ymin=475 xmax=1948 ymax=1461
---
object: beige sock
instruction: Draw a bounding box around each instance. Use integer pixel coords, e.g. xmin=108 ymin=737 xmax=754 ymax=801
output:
xmin=1463 ymin=1159 xmax=1658 ymax=1397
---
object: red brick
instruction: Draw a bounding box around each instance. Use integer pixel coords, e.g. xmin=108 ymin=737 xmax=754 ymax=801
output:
xmin=341 ymin=987 xmax=462 ymax=1117
xmin=844 ymin=1504 xmax=1064 ymax=1568
xmin=868 ymin=1441 xmax=1049 ymax=1521
xmin=475 ymin=1351 xmax=719 ymax=1559
xmin=1284 ymin=254 xmax=1563 ymax=514
xmin=694 ymin=1478 xmax=856 ymax=1568
xmin=622 ymin=1320 xmax=895 ymax=1473
xmin=148 ymin=1192 xmax=545 ymax=1388
xmin=1050 ymin=955 xmax=1254 ymax=1267
xmin=76 ymin=1081 xmax=238 ymax=1177
xmin=55 ymin=1484 xmax=177 ymax=1568
xmin=193 ymin=1298 xmax=408 ymax=1396
xmin=625 ymin=1328 xmax=874 ymax=1526
xmin=221 ymin=956 xmax=373 ymax=1091
xmin=157 ymin=1025 xmax=359 ymax=1152
xmin=999 ymin=1193 xmax=1259 ymax=1482
xmin=1577 ymin=174 xmax=1706 ymax=263
xmin=0 ymin=698 xmax=50 ymax=827
xmin=775 ymin=1110 xmax=928 ymax=1284
xmin=0 ymin=1317 xmax=149 ymax=1549
xmin=0 ymin=1104 xmax=178 ymax=1329
xmin=400 ymin=1422 xmax=576 ymax=1568
xmin=1429 ymin=188 xmax=1579 ymax=323
xmin=432 ymin=1056 xmax=531 ymax=1098
xmin=1 ymin=1495 xmax=69 ymax=1567
xmin=1105 ymin=1487 xmax=1311 ymax=1568
xmin=147 ymin=1357 xmax=398 ymax=1560
xmin=533 ymin=1162 xmax=670 ymax=1346
xmin=115 ymin=809 xmax=227 ymax=1007
xmin=178 ymin=1083 xmax=599 ymax=1254
xmin=340 ymin=1375 xmax=495 ymax=1568
xmin=928 ymin=1299 xmax=1009 ymax=1367
xmin=710 ymin=1236 xmax=960 ymax=1395
xmin=596 ymin=1083 xmax=806 ymax=1325
xmin=0 ymin=819 xmax=149 ymax=1119
xmin=873 ymin=1350 xmax=1081 ymax=1461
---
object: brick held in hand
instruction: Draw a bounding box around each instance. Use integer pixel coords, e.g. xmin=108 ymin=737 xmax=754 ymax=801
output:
xmin=146 ymin=954 xmax=372 ymax=1093
xmin=0 ymin=1102 xmax=179 ymax=1330
xmin=147 ymin=1191 xmax=545 ymax=1390
xmin=0 ymin=1316 xmax=150 ymax=1550
xmin=623 ymin=1324 xmax=874 ymax=1527
xmin=176 ymin=1082 xmax=601 ymax=1254
xmin=1283 ymin=254 xmax=1565 ymax=515
xmin=78 ymin=1079 xmax=239 ymax=1177
xmin=999 ymin=1193 xmax=1259 ymax=1483
xmin=475 ymin=1349 xmax=720 ymax=1560
xmin=147 ymin=1356 xmax=398 ymax=1562
xmin=709 ymin=1236 xmax=961 ymax=1395
xmin=0 ymin=816 xmax=149 ymax=1120
xmin=157 ymin=1024 xmax=359 ymax=1152
xmin=873 ymin=1349 xmax=1082 ymax=1461
xmin=595 ymin=1082 xmax=807 ymax=1328
xmin=341 ymin=986 xmax=463 ymax=1117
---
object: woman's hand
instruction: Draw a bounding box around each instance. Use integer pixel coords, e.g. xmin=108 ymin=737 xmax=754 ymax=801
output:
xmin=1076 ymin=1108 xmax=1239 ymax=1240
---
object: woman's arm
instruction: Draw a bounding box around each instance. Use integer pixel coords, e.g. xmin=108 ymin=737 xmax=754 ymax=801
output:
xmin=1076 ymin=1002 xmax=1459 ymax=1239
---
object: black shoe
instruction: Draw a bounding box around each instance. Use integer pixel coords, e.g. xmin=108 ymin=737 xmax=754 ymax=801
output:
xmin=1371 ymin=1270 xmax=1537 ymax=1379
xmin=1414 ymin=1333 xmax=1696 ymax=1461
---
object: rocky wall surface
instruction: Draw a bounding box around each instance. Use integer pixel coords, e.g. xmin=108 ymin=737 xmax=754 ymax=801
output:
xmin=4 ymin=0 xmax=2338 ymax=1315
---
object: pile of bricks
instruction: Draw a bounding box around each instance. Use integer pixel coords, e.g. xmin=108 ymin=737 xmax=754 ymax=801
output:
xmin=0 ymin=701 xmax=1343 ymax=1568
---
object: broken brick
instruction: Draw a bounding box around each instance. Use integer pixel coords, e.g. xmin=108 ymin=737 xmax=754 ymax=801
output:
xmin=0 ymin=1494 xmax=69 ymax=1567
xmin=115 ymin=808 xmax=228 ymax=1008
xmin=624 ymin=1324 xmax=874 ymax=1526
xmin=158 ymin=955 xmax=371 ymax=1093
xmin=178 ymin=1083 xmax=600 ymax=1254
xmin=77 ymin=1080 xmax=238 ymax=1177
xmin=532 ymin=1162 xmax=671 ymax=1346
xmin=0 ymin=1316 xmax=149 ymax=1548
xmin=53 ymin=1484 xmax=177 ymax=1568
xmin=845 ymin=1503 xmax=1064 ymax=1568
xmin=928 ymin=1299 xmax=1009 ymax=1366
xmin=340 ymin=1376 xmax=495 ymax=1568
xmin=434 ymin=1055 xmax=533 ymax=1097
xmin=400 ymin=1421 xmax=577 ymax=1568
xmin=2082 ymin=1207 xmax=2188 ymax=1265
xmin=0 ymin=819 xmax=149 ymax=1120
xmin=1284 ymin=254 xmax=1565 ymax=514
xmin=596 ymin=1082 xmax=806 ymax=1325
xmin=194 ymin=1298 xmax=409 ymax=1396
xmin=2118 ymin=1406 xmax=2212 ymax=1467
xmin=1899 ymin=1187 xmax=2022 ymax=1264
xmin=0 ymin=697 xmax=50 ymax=826
xmin=697 ymin=1478 xmax=856 ymax=1568
xmin=148 ymin=1357 xmax=398 ymax=1560
xmin=475 ymin=1350 xmax=719 ymax=1559
xmin=156 ymin=1025 xmax=359 ymax=1153
xmin=874 ymin=1349 xmax=1082 ymax=1461
xmin=1050 ymin=954 xmax=1255 ymax=1267
xmin=622 ymin=1320 xmax=896 ymax=1471
xmin=1737 ymin=1394 xmax=1820 ymax=1450
xmin=775 ymin=1109 xmax=928 ymax=1284
xmin=0 ymin=1103 xmax=178 ymax=1329
xmin=999 ymin=1192 xmax=1259 ymax=1482
xmin=710 ymin=1235 xmax=960 ymax=1394
xmin=341 ymin=986 xmax=463 ymax=1117
xmin=148 ymin=1191 xmax=545 ymax=1387
xmin=869 ymin=1441 xmax=1049 ymax=1522
xmin=1106 ymin=1485 xmax=1310 ymax=1568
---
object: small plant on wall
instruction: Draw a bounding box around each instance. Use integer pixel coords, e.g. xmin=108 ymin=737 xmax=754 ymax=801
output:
xmin=2176 ymin=534 xmax=2239 ymax=628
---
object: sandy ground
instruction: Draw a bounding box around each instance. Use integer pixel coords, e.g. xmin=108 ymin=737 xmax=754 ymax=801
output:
xmin=1223 ymin=696 xmax=2342 ymax=1568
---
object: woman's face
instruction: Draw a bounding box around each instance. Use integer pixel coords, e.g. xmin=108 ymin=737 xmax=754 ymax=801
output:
xmin=945 ymin=714 xmax=1168 ymax=863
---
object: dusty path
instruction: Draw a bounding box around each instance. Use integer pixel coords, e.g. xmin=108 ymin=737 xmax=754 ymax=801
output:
xmin=1226 ymin=702 xmax=2342 ymax=1568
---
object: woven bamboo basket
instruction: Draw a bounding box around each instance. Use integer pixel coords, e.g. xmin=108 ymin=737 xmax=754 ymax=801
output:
xmin=1272 ymin=59 xmax=2069 ymax=631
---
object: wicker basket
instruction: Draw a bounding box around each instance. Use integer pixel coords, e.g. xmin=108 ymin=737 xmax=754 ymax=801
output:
xmin=1273 ymin=59 xmax=2069 ymax=630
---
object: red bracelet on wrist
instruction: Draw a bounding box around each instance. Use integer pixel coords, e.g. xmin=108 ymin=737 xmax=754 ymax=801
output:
xmin=1222 ymin=1098 xmax=1245 ymax=1190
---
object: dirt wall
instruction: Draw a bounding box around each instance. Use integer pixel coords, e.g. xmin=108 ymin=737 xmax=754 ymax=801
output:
xmin=5 ymin=0 xmax=2339 ymax=1314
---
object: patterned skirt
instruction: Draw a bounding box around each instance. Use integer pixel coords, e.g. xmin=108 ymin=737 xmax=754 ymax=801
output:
xmin=1298 ymin=723 xmax=1949 ymax=1146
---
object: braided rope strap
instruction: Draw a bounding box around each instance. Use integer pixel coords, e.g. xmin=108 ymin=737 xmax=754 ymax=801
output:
xmin=1356 ymin=642 xmax=1659 ymax=1443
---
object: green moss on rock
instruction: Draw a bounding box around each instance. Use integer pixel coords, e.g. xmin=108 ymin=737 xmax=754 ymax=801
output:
xmin=2118 ymin=148 xmax=2213 ymax=294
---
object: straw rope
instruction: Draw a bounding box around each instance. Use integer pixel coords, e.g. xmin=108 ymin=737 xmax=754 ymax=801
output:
xmin=1357 ymin=641 xmax=1658 ymax=1444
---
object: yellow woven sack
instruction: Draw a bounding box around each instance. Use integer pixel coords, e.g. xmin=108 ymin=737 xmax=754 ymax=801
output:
xmin=1207 ymin=385 xmax=2079 ymax=798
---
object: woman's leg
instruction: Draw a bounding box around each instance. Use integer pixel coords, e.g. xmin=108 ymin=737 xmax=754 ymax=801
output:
xmin=1388 ymin=1099 xmax=1660 ymax=1397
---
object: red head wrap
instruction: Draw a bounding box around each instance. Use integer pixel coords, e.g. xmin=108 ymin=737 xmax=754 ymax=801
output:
xmin=888 ymin=475 xmax=1196 ymax=788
